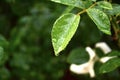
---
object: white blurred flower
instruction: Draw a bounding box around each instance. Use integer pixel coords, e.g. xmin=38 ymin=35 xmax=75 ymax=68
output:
xmin=95 ymin=42 xmax=111 ymax=54
xmin=95 ymin=42 xmax=116 ymax=63
xmin=100 ymin=56 xmax=116 ymax=63
xmin=70 ymin=47 xmax=97 ymax=78
xmin=70 ymin=42 xmax=113 ymax=78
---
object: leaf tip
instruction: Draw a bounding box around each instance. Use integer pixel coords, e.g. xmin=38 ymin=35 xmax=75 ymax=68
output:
xmin=54 ymin=47 xmax=62 ymax=56
xmin=99 ymin=69 xmax=107 ymax=74
xmin=105 ymin=31 xmax=111 ymax=35
xmin=55 ymin=53 xmax=59 ymax=56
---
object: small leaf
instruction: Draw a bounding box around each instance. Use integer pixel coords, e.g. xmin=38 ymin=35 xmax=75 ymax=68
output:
xmin=106 ymin=50 xmax=120 ymax=57
xmin=92 ymin=0 xmax=96 ymax=2
xmin=106 ymin=4 xmax=120 ymax=15
xmin=67 ymin=47 xmax=89 ymax=64
xmin=51 ymin=13 xmax=80 ymax=56
xmin=87 ymin=8 xmax=111 ymax=35
xmin=51 ymin=0 xmax=92 ymax=9
xmin=51 ymin=0 xmax=84 ymax=8
xmin=97 ymin=1 xmax=112 ymax=9
xmin=100 ymin=58 xmax=120 ymax=73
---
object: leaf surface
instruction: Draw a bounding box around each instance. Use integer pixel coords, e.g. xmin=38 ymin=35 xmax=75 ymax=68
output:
xmin=51 ymin=0 xmax=92 ymax=9
xmin=87 ymin=8 xmax=111 ymax=35
xmin=97 ymin=1 xmax=112 ymax=9
xmin=52 ymin=13 xmax=80 ymax=56
xmin=100 ymin=58 xmax=120 ymax=73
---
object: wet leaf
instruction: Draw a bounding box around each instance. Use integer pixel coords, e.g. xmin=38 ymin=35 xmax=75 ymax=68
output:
xmin=87 ymin=8 xmax=111 ymax=35
xmin=92 ymin=0 xmax=96 ymax=2
xmin=51 ymin=13 xmax=80 ymax=56
xmin=51 ymin=0 xmax=92 ymax=9
xmin=97 ymin=1 xmax=112 ymax=9
xmin=106 ymin=4 xmax=120 ymax=15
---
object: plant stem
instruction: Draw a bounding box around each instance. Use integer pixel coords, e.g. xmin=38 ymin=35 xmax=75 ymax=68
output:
xmin=77 ymin=2 xmax=97 ymax=15
xmin=89 ymin=2 xmax=97 ymax=9
xmin=111 ymin=16 xmax=120 ymax=47
xmin=77 ymin=9 xmax=86 ymax=15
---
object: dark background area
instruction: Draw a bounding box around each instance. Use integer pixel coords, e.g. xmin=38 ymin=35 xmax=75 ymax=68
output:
xmin=0 ymin=0 xmax=119 ymax=80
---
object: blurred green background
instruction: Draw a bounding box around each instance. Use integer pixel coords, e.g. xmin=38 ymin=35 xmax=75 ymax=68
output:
xmin=0 ymin=0 xmax=68 ymax=80
xmin=0 ymin=0 xmax=120 ymax=80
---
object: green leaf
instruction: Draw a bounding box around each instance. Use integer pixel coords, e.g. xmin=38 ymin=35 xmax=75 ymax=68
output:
xmin=100 ymin=58 xmax=120 ymax=73
xmin=97 ymin=1 xmax=112 ymax=9
xmin=62 ymin=6 xmax=74 ymax=14
xmin=87 ymin=8 xmax=111 ymax=35
xmin=92 ymin=0 xmax=96 ymax=2
xmin=51 ymin=0 xmax=84 ymax=8
xmin=106 ymin=4 xmax=120 ymax=15
xmin=51 ymin=13 xmax=80 ymax=56
xmin=67 ymin=47 xmax=89 ymax=64
xmin=106 ymin=50 xmax=120 ymax=57
xmin=51 ymin=0 xmax=92 ymax=9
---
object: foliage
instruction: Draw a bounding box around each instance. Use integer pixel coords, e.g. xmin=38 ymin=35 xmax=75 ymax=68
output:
xmin=0 ymin=0 xmax=120 ymax=80
xmin=52 ymin=13 xmax=80 ymax=56
xmin=51 ymin=0 xmax=120 ymax=80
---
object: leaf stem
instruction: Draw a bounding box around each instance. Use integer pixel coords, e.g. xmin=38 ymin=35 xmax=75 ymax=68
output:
xmin=89 ymin=2 xmax=97 ymax=9
xmin=77 ymin=2 xmax=97 ymax=15
xmin=111 ymin=16 xmax=120 ymax=47
xmin=77 ymin=9 xmax=86 ymax=15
